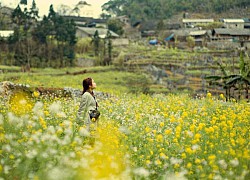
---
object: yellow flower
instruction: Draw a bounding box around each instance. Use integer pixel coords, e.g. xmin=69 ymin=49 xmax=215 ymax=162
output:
xmin=219 ymin=94 xmax=225 ymax=99
xmin=9 ymin=154 xmax=15 ymax=159
xmin=185 ymin=147 xmax=193 ymax=154
xmin=156 ymin=134 xmax=163 ymax=142
xmin=195 ymin=158 xmax=201 ymax=164
xmin=164 ymin=129 xmax=172 ymax=135
xmin=208 ymin=155 xmax=216 ymax=161
xmin=181 ymin=153 xmax=186 ymax=159
xmin=160 ymin=152 xmax=168 ymax=159
xmin=160 ymin=122 xmax=164 ymax=127
xmin=155 ymin=159 xmax=162 ymax=165
xmin=146 ymin=160 xmax=151 ymax=165
xmin=174 ymin=163 xmax=180 ymax=169
xmin=187 ymin=162 xmax=192 ymax=169
xmin=194 ymin=133 xmax=201 ymax=140
xmin=145 ymin=127 xmax=151 ymax=133
xmin=33 ymin=91 xmax=40 ymax=98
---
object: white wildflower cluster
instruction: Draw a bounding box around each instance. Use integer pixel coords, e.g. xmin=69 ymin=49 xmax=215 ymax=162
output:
xmin=7 ymin=112 xmax=19 ymax=125
xmin=47 ymin=167 xmax=73 ymax=180
xmin=163 ymin=172 xmax=187 ymax=180
xmin=48 ymin=101 xmax=62 ymax=115
xmin=119 ymin=126 xmax=130 ymax=134
xmin=0 ymin=113 xmax=4 ymax=125
xmin=133 ymin=167 xmax=150 ymax=177
xmin=230 ymin=159 xmax=239 ymax=167
xmin=32 ymin=101 xmax=44 ymax=117
xmin=170 ymin=157 xmax=183 ymax=165
xmin=79 ymin=127 xmax=90 ymax=137
xmin=192 ymin=144 xmax=200 ymax=151
xmin=218 ymin=159 xmax=228 ymax=169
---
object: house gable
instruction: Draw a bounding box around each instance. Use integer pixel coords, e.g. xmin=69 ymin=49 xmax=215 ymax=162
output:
xmin=219 ymin=19 xmax=245 ymax=29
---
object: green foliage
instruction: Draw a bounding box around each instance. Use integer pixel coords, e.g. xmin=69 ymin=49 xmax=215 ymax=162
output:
xmin=239 ymin=51 xmax=250 ymax=78
xmin=205 ymin=53 xmax=250 ymax=101
xmin=107 ymin=18 xmax=124 ymax=36
xmin=186 ymin=36 xmax=195 ymax=48
xmin=124 ymin=73 xmax=152 ymax=94
xmin=92 ymin=30 xmax=100 ymax=56
xmin=102 ymin=0 xmax=250 ymax=22
xmin=113 ymin=51 xmax=125 ymax=67
xmin=8 ymin=3 xmax=77 ymax=68
xmin=75 ymin=38 xmax=92 ymax=54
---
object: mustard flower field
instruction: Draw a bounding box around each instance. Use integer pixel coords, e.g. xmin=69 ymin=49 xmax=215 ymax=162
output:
xmin=0 ymin=90 xmax=249 ymax=179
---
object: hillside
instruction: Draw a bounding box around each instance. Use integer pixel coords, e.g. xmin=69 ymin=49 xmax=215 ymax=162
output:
xmin=102 ymin=0 xmax=250 ymax=23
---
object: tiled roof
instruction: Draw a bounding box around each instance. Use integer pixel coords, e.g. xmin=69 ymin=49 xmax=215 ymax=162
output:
xmin=77 ymin=27 xmax=119 ymax=38
xmin=213 ymin=28 xmax=250 ymax=35
xmin=182 ymin=19 xmax=214 ymax=23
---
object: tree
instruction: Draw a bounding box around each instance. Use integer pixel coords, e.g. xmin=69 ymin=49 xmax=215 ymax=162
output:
xmin=205 ymin=51 xmax=250 ymax=101
xmin=103 ymin=30 xmax=112 ymax=66
xmin=92 ymin=30 xmax=100 ymax=56
xmin=20 ymin=0 xmax=28 ymax=5
xmin=101 ymin=0 xmax=250 ymax=21
xmin=186 ymin=36 xmax=195 ymax=49
xmin=101 ymin=0 xmax=128 ymax=16
xmin=107 ymin=18 xmax=124 ymax=36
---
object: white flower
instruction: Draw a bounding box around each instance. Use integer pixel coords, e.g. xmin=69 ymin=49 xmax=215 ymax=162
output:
xmin=192 ymin=144 xmax=200 ymax=150
xmin=119 ymin=126 xmax=130 ymax=134
xmin=2 ymin=144 xmax=11 ymax=152
xmin=48 ymin=101 xmax=62 ymax=114
xmin=79 ymin=127 xmax=90 ymax=137
xmin=162 ymin=172 xmax=187 ymax=180
xmin=7 ymin=112 xmax=19 ymax=124
xmin=133 ymin=167 xmax=150 ymax=177
xmin=218 ymin=159 xmax=228 ymax=169
xmin=133 ymin=147 xmax=138 ymax=152
xmin=0 ymin=114 xmax=4 ymax=125
xmin=186 ymin=131 xmax=193 ymax=137
xmin=170 ymin=157 xmax=183 ymax=165
xmin=47 ymin=167 xmax=72 ymax=180
xmin=26 ymin=149 xmax=38 ymax=159
xmin=32 ymin=102 xmax=44 ymax=117
xmin=4 ymin=165 xmax=10 ymax=174
xmin=230 ymin=159 xmax=239 ymax=167
xmin=57 ymin=112 xmax=67 ymax=118
xmin=73 ymin=137 xmax=82 ymax=144
xmin=47 ymin=126 xmax=55 ymax=134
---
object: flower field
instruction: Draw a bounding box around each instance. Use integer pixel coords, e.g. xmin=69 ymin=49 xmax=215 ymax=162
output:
xmin=0 ymin=89 xmax=249 ymax=179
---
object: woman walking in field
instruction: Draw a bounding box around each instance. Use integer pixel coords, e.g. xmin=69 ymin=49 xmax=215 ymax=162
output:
xmin=77 ymin=77 xmax=100 ymax=133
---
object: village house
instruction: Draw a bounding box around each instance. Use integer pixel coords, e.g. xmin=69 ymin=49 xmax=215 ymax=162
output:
xmin=219 ymin=19 xmax=245 ymax=29
xmin=182 ymin=19 xmax=214 ymax=28
xmin=243 ymin=18 xmax=250 ymax=29
xmin=62 ymin=16 xmax=107 ymax=28
xmin=116 ymin=15 xmax=130 ymax=26
xmin=189 ymin=30 xmax=208 ymax=46
xmin=211 ymin=28 xmax=250 ymax=41
xmin=76 ymin=27 xmax=119 ymax=39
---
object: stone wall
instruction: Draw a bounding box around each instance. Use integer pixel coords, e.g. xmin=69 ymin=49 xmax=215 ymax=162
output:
xmin=207 ymin=41 xmax=240 ymax=50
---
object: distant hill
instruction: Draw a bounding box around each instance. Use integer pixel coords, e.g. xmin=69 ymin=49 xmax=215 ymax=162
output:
xmin=102 ymin=0 xmax=250 ymax=23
